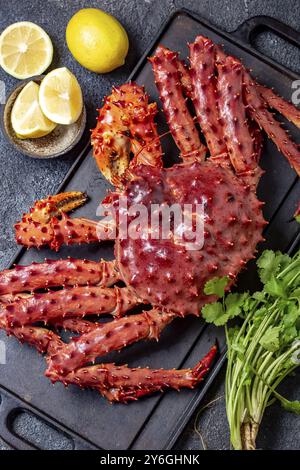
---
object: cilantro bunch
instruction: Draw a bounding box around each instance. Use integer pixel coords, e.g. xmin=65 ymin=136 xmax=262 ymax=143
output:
xmin=202 ymin=249 xmax=300 ymax=450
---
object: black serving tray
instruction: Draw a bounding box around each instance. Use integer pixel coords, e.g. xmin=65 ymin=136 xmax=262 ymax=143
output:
xmin=0 ymin=10 xmax=299 ymax=450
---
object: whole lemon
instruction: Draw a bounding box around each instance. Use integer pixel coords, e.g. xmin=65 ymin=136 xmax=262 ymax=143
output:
xmin=66 ymin=8 xmax=129 ymax=73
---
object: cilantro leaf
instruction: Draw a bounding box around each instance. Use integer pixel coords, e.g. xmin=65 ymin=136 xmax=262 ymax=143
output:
xmin=283 ymin=302 xmax=299 ymax=328
xmin=257 ymin=250 xmax=290 ymax=284
xmin=202 ymin=302 xmax=225 ymax=324
xmin=257 ymin=250 xmax=279 ymax=284
xmin=204 ymin=276 xmax=229 ymax=298
xmin=231 ymin=342 xmax=246 ymax=358
xmin=281 ymin=326 xmax=298 ymax=346
xmin=214 ymin=313 xmax=232 ymax=326
xmin=264 ymin=275 xmax=286 ymax=298
xmin=278 ymin=253 xmax=293 ymax=272
xmin=227 ymin=325 xmax=240 ymax=344
xmin=291 ymin=288 xmax=300 ymax=299
xmin=259 ymin=326 xmax=281 ymax=352
xmin=252 ymin=291 xmax=266 ymax=302
xmin=252 ymin=307 xmax=267 ymax=326
xmin=202 ymin=293 xmax=248 ymax=326
xmin=225 ymin=293 xmax=248 ymax=319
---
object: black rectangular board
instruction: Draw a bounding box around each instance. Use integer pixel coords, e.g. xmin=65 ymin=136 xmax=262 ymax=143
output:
xmin=0 ymin=10 xmax=299 ymax=450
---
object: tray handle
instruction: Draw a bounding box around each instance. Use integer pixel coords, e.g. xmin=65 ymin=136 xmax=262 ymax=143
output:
xmin=232 ymin=15 xmax=300 ymax=49
xmin=0 ymin=391 xmax=94 ymax=450
xmin=0 ymin=393 xmax=36 ymax=450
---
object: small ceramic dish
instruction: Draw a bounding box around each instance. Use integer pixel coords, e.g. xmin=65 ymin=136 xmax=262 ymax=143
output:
xmin=1 ymin=76 xmax=86 ymax=159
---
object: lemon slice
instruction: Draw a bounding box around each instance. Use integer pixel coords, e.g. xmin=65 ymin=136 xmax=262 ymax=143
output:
xmin=39 ymin=67 xmax=83 ymax=125
xmin=11 ymin=81 xmax=57 ymax=138
xmin=0 ymin=21 xmax=53 ymax=79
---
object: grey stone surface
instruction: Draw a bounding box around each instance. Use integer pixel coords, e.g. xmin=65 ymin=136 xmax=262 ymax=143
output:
xmin=0 ymin=0 xmax=299 ymax=451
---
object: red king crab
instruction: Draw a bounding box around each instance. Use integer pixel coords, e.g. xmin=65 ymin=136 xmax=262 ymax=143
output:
xmin=0 ymin=36 xmax=300 ymax=403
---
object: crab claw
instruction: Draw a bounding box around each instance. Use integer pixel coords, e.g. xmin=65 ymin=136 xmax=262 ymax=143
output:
xmin=14 ymin=192 xmax=100 ymax=251
xmin=28 ymin=192 xmax=88 ymax=224
xmin=91 ymin=83 xmax=163 ymax=185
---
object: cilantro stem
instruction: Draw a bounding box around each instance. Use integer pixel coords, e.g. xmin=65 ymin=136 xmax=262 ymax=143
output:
xmin=203 ymin=249 xmax=300 ymax=450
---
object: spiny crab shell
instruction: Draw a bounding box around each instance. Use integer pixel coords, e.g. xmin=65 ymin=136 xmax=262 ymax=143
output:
xmin=115 ymin=161 xmax=265 ymax=315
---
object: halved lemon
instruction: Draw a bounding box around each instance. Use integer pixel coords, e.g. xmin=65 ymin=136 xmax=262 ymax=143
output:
xmin=11 ymin=81 xmax=57 ymax=138
xmin=0 ymin=21 xmax=53 ymax=79
xmin=39 ymin=67 xmax=83 ymax=125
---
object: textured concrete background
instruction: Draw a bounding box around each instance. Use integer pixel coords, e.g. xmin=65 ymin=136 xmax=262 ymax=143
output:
xmin=0 ymin=0 xmax=299 ymax=450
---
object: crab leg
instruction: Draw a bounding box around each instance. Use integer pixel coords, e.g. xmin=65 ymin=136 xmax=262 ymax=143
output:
xmin=176 ymin=57 xmax=193 ymax=97
xmin=215 ymin=41 xmax=300 ymax=174
xmin=3 ymin=286 xmax=140 ymax=327
xmin=59 ymin=345 xmax=217 ymax=403
xmin=15 ymin=212 xmax=113 ymax=251
xmin=46 ymin=309 xmax=176 ymax=381
xmin=161 ymin=53 xmax=193 ymax=98
xmin=0 ymin=309 xmax=63 ymax=355
xmin=150 ymin=46 xmax=206 ymax=160
xmin=0 ymin=259 xmax=120 ymax=295
xmin=243 ymin=72 xmax=300 ymax=176
xmin=8 ymin=326 xmax=62 ymax=355
xmin=216 ymin=56 xmax=257 ymax=174
xmin=189 ymin=36 xmax=226 ymax=157
xmin=257 ymin=84 xmax=300 ymax=130
xmin=215 ymin=43 xmax=300 ymax=131
xmin=50 ymin=317 xmax=98 ymax=335
xmin=15 ymin=192 xmax=115 ymax=251
xmin=249 ymin=119 xmax=263 ymax=163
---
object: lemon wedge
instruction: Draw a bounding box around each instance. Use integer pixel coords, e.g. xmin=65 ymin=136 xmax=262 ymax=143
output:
xmin=0 ymin=21 xmax=53 ymax=79
xmin=39 ymin=67 xmax=83 ymax=125
xmin=11 ymin=81 xmax=56 ymax=139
